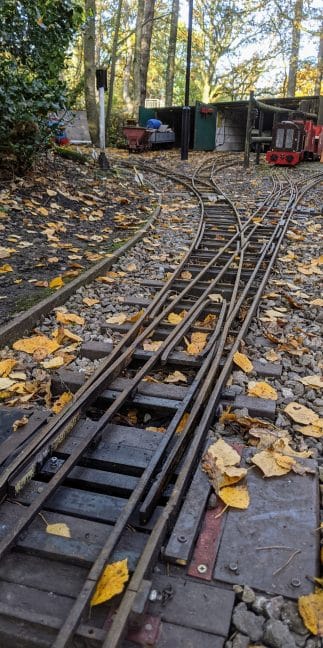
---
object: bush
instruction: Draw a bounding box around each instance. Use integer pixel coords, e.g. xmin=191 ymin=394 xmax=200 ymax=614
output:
xmin=0 ymin=0 xmax=82 ymax=174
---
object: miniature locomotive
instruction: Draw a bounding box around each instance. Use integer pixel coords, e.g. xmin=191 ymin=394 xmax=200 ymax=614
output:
xmin=266 ymin=118 xmax=323 ymax=166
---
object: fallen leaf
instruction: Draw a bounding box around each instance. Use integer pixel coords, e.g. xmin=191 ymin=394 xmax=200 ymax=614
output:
xmin=207 ymin=439 xmax=241 ymax=467
xmin=49 ymin=276 xmax=64 ymax=289
xmin=126 ymin=262 xmax=137 ymax=272
xmin=12 ymin=415 xmax=29 ymax=432
xmin=96 ymin=275 xmax=115 ymax=284
xmin=176 ymin=412 xmax=190 ymax=434
xmin=251 ymin=450 xmax=291 ymax=477
xmin=247 ymin=381 xmax=278 ymax=400
xmin=285 ymin=402 xmax=319 ymax=425
xmin=13 ymin=335 xmax=60 ymax=356
xmin=165 ymin=370 xmax=187 ymax=384
xmin=185 ymin=332 xmax=208 ymax=355
xmin=0 ymin=359 xmax=17 ymax=376
xmin=9 ymin=371 xmax=27 ymax=380
xmin=168 ymin=312 xmax=184 ymax=325
xmin=52 ymin=391 xmax=73 ymax=414
xmin=41 ymin=357 xmax=66 ymax=370
xmin=91 ymin=559 xmax=129 ymax=606
xmin=264 ymin=349 xmax=280 ymax=362
xmin=233 ymin=351 xmax=253 ymax=373
xmin=0 ymin=263 xmax=13 ymax=273
xmin=298 ymin=590 xmax=323 ymax=636
xmin=309 ymin=298 xmax=323 ymax=307
xmin=146 ymin=426 xmax=166 ymax=433
xmin=294 ymin=423 xmax=323 ymax=438
xmin=83 ymin=297 xmax=100 ymax=307
xmin=181 ymin=271 xmax=192 ymax=280
xmin=142 ymin=339 xmax=163 ymax=352
xmin=209 ymin=293 xmax=223 ymax=303
xmin=198 ymin=313 xmax=217 ymax=328
xmin=46 ymin=522 xmax=71 ymax=538
xmin=125 ymin=309 xmax=143 ymax=324
xmin=299 ymin=376 xmax=323 ymax=390
xmin=219 ymin=484 xmax=249 ymax=509
xmin=56 ymin=312 xmax=85 ymax=326
xmin=106 ymin=313 xmax=128 ymax=325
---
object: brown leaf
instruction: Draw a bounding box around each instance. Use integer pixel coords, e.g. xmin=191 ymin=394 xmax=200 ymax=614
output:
xmin=52 ymin=391 xmax=73 ymax=414
xmin=284 ymin=402 xmax=319 ymax=425
xmin=247 ymin=381 xmax=278 ymax=400
xmin=185 ymin=332 xmax=208 ymax=355
xmin=12 ymin=415 xmax=29 ymax=432
xmin=56 ymin=311 xmax=85 ymax=326
xmin=233 ymin=351 xmax=253 ymax=373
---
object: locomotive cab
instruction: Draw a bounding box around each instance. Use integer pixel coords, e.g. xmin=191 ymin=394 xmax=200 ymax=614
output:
xmin=266 ymin=121 xmax=305 ymax=165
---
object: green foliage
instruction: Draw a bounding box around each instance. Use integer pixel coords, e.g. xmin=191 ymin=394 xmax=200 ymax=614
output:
xmin=108 ymin=112 xmax=128 ymax=148
xmin=0 ymin=0 xmax=82 ymax=174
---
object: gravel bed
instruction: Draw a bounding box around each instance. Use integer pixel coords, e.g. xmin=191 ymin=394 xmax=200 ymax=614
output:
xmin=0 ymin=167 xmax=201 ymax=395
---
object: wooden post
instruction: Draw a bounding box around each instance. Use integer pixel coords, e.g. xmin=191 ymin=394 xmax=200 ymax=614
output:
xmin=244 ymin=90 xmax=254 ymax=168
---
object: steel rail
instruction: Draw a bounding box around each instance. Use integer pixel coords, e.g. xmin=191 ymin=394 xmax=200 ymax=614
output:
xmin=1 ymin=158 xmax=278 ymax=490
xmin=51 ymin=169 xmax=290 ymax=647
xmin=103 ymin=171 xmax=322 ymax=648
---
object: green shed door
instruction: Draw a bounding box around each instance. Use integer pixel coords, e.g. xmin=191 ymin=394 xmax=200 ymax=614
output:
xmin=138 ymin=107 xmax=155 ymax=126
xmin=194 ymin=102 xmax=217 ymax=150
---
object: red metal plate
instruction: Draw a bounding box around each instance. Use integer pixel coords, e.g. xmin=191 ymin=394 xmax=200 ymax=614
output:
xmin=187 ymin=500 xmax=227 ymax=580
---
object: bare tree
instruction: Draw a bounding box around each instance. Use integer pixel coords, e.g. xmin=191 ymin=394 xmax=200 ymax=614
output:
xmin=165 ymin=0 xmax=179 ymax=106
xmin=287 ymin=0 xmax=303 ymax=97
xmin=106 ymin=0 xmax=123 ymax=141
xmin=84 ymin=0 xmax=99 ymax=143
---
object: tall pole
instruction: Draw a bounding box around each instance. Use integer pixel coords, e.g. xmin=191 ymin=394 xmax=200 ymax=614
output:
xmin=96 ymin=69 xmax=109 ymax=169
xmin=244 ymin=90 xmax=254 ymax=168
xmin=181 ymin=0 xmax=193 ymax=161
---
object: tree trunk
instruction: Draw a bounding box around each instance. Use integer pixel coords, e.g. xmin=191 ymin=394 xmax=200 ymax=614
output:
xmin=140 ymin=0 xmax=156 ymax=107
xmin=133 ymin=0 xmax=145 ymax=117
xmin=123 ymin=41 xmax=133 ymax=115
xmin=287 ymin=0 xmax=303 ymax=97
xmin=315 ymin=21 xmax=323 ymax=95
xmin=84 ymin=0 xmax=99 ymax=144
xmin=106 ymin=0 xmax=123 ymax=143
xmin=165 ymin=0 xmax=179 ymax=106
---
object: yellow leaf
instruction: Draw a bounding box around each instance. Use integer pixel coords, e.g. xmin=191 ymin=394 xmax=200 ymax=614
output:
xmin=146 ymin=426 xmax=166 ymax=433
xmin=126 ymin=262 xmax=137 ymax=272
xmin=298 ymin=590 xmax=323 ymax=636
xmin=309 ymin=298 xmax=323 ymax=307
xmin=52 ymin=391 xmax=73 ymax=414
xmin=285 ymin=402 xmax=319 ymax=425
xmin=185 ymin=332 xmax=208 ymax=355
xmin=299 ymin=376 xmax=323 ymax=390
xmin=294 ymin=423 xmax=323 ymax=438
xmin=0 ymin=359 xmax=17 ymax=376
xmin=96 ymin=275 xmax=115 ymax=284
xmin=233 ymin=351 xmax=253 ymax=373
xmin=127 ymin=309 xmax=144 ymax=323
xmin=219 ymin=484 xmax=250 ymax=509
xmin=207 ymin=439 xmax=241 ymax=467
xmin=106 ymin=313 xmax=128 ymax=325
xmin=0 ymin=377 xmax=15 ymax=390
xmin=165 ymin=370 xmax=187 ymax=384
xmin=83 ymin=297 xmax=100 ymax=307
xmin=9 ymin=371 xmax=27 ymax=381
xmin=168 ymin=312 xmax=184 ymax=325
xmin=176 ymin=412 xmax=190 ymax=434
xmin=198 ymin=313 xmax=217 ymax=328
xmin=46 ymin=189 xmax=57 ymax=197
xmin=247 ymin=381 xmax=278 ymax=400
xmin=142 ymin=339 xmax=163 ymax=352
xmin=0 ymin=264 xmax=13 ymax=273
xmin=46 ymin=523 xmax=71 ymax=538
xmin=91 ymin=559 xmax=129 ymax=606
xmin=13 ymin=335 xmax=60 ymax=356
xmin=251 ymin=450 xmax=291 ymax=477
xmin=220 ymin=466 xmax=248 ymax=487
xmin=59 ymin=328 xmax=83 ymax=343
xmin=56 ymin=311 xmax=85 ymax=326
xmin=37 ymin=206 xmax=49 ymax=216
xmin=181 ymin=271 xmax=192 ymax=280
xmin=49 ymin=276 xmax=64 ymax=289
xmin=41 ymin=356 xmax=66 ymax=370
xmin=12 ymin=416 xmax=29 ymax=432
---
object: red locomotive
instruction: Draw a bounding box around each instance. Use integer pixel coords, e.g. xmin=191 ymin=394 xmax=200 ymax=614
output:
xmin=266 ymin=118 xmax=323 ymax=166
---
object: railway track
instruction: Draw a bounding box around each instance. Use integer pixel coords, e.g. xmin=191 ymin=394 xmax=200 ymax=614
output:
xmin=0 ymin=159 xmax=321 ymax=648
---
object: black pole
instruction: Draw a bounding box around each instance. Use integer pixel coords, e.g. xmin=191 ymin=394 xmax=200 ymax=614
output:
xmin=244 ymin=90 xmax=254 ymax=168
xmin=255 ymin=110 xmax=264 ymax=165
xmin=181 ymin=0 xmax=193 ymax=161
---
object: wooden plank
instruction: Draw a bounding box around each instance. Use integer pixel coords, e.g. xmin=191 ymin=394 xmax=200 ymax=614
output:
xmin=41 ymin=462 xmax=139 ymax=496
xmin=0 ymin=581 xmax=73 ymax=619
xmin=0 ymin=553 xmax=87 ymax=597
xmin=0 ymin=409 xmax=48 ymax=466
xmin=56 ymin=440 xmax=155 ymax=475
xmin=98 ymin=390 xmax=182 ymax=413
xmin=15 ymin=481 xmax=163 ymax=531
